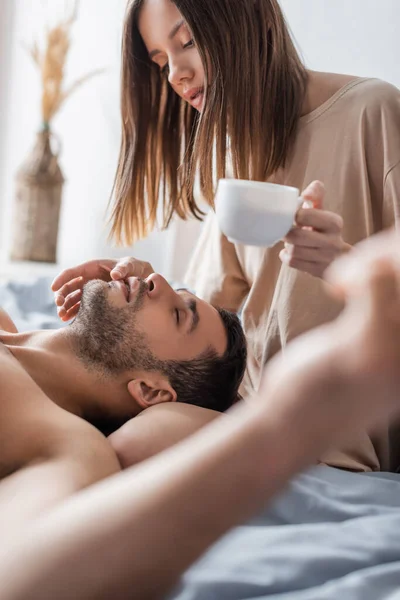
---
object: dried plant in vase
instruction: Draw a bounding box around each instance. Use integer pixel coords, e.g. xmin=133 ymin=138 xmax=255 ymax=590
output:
xmin=11 ymin=1 xmax=104 ymax=263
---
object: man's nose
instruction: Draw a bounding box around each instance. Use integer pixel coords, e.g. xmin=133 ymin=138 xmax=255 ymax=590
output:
xmin=145 ymin=273 xmax=172 ymax=299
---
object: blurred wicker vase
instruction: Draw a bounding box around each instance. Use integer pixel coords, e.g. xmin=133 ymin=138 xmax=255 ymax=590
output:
xmin=9 ymin=1 xmax=103 ymax=264
xmin=11 ymin=128 xmax=64 ymax=263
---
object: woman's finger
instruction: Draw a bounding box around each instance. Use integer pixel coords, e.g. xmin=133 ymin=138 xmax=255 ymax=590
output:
xmin=52 ymin=268 xmax=80 ymax=292
xmin=283 ymin=243 xmax=335 ymax=263
xmin=52 ymin=265 xmax=91 ymax=292
xmin=285 ymin=227 xmax=340 ymax=249
xmin=54 ymin=277 xmax=85 ymax=304
xmin=59 ymin=302 xmax=81 ymax=322
xmin=51 ymin=260 xmax=115 ymax=292
xmin=55 ymin=294 xmax=65 ymax=307
xmin=63 ymin=289 xmax=83 ymax=312
xmin=301 ymin=180 xmax=325 ymax=209
xmin=110 ymin=258 xmax=154 ymax=280
xmin=296 ymin=208 xmax=343 ymax=233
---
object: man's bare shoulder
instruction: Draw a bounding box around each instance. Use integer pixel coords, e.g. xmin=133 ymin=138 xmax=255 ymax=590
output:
xmin=0 ymin=344 xmax=118 ymax=480
xmin=0 ymin=308 xmax=18 ymax=333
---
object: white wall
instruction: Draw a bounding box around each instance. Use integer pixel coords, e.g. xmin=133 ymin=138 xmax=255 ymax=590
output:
xmin=281 ymin=0 xmax=400 ymax=89
xmin=0 ymin=0 xmax=174 ymax=276
xmin=0 ymin=0 xmax=15 ymax=233
xmin=0 ymin=1 xmax=399 ymax=281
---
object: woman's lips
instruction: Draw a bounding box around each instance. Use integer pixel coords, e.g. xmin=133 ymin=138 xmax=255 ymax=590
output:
xmin=190 ymin=89 xmax=204 ymax=110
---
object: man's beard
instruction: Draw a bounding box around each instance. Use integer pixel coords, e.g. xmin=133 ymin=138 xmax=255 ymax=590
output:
xmin=69 ymin=279 xmax=158 ymax=376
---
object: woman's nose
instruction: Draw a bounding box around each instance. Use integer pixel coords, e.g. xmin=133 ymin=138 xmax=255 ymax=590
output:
xmin=168 ymin=59 xmax=192 ymax=88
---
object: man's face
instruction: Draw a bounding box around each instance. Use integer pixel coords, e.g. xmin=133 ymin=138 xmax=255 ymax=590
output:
xmin=71 ymin=274 xmax=227 ymax=375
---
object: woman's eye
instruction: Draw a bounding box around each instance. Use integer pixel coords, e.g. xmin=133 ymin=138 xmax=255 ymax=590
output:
xmin=183 ymin=39 xmax=194 ymax=49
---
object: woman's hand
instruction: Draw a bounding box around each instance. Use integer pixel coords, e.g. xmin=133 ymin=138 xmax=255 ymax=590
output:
xmin=51 ymin=257 xmax=154 ymax=321
xmin=279 ymin=181 xmax=351 ymax=278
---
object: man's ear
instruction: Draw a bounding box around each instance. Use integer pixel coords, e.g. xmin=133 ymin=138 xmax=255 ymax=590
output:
xmin=127 ymin=376 xmax=177 ymax=410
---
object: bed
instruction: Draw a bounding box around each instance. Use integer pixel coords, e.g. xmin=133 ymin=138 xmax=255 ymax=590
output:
xmin=0 ymin=275 xmax=64 ymax=331
xmin=169 ymin=466 xmax=400 ymax=599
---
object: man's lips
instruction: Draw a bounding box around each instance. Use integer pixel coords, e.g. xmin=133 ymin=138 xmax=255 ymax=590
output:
xmin=112 ymin=277 xmax=153 ymax=303
xmin=113 ymin=280 xmax=130 ymax=302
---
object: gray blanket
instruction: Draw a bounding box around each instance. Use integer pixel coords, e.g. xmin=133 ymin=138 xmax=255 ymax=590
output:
xmin=170 ymin=466 xmax=400 ymax=599
xmin=0 ymin=276 xmax=64 ymax=331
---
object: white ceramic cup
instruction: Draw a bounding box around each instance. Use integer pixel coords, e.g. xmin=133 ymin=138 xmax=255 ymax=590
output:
xmin=215 ymin=179 xmax=302 ymax=247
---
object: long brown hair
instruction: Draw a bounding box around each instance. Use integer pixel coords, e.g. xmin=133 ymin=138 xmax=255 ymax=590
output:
xmin=110 ymin=0 xmax=307 ymax=244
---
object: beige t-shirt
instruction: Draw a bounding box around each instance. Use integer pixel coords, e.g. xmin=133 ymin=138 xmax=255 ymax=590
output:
xmin=185 ymin=78 xmax=400 ymax=473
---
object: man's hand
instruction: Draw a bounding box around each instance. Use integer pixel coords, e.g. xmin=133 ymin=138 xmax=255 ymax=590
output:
xmin=279 ymin=181 xmax=351 ymax=278
xmin=51 ymin=258 xmax=154 ymax=321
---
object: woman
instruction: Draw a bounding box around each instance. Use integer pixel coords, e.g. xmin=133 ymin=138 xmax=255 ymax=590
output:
xmin=53 ymin=0 xmax=400 ymax=472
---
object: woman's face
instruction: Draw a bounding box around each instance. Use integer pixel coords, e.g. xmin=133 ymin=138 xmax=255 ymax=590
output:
xmin=138 ymin=0 xmax=205 ymax=111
